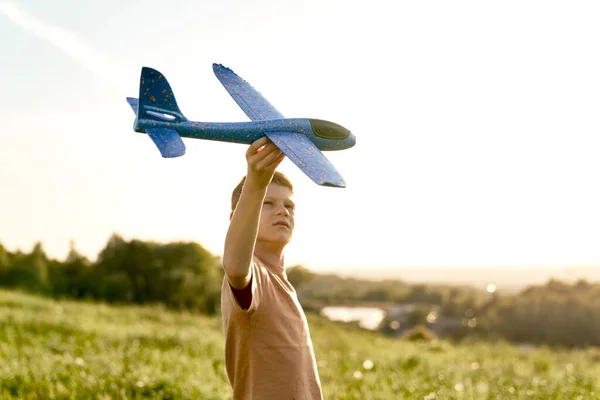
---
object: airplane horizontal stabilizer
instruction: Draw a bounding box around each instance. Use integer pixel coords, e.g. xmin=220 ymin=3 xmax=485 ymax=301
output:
xmin=265 ymin=131 xmax=346 ymax=188
xmin=126 ymin=97 xmax=138 ymax=115
xmin=146 ymin=127 xmax=185 ymax=158
xmin=212 ymin=63 xmax=284 ymax=121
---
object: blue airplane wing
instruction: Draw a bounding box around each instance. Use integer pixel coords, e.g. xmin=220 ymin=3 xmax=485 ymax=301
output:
xmin=213 ymin=63 xmax=284 ymax=121
xmin=146 ymin=127 xmax=186 ymax=158
xmin=264 ymin=131 xmax=346 ymax=188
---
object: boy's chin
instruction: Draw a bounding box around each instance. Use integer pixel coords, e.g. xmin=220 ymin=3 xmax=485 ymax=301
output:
xmin=272 ymin=235 xmax=292 ymax=244
xmin=258 ymin=233 xmax=292 ymax=245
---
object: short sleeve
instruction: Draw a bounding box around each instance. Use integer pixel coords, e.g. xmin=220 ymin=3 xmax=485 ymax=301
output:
xmin=223 ymin=261 xmax=264 ymax=314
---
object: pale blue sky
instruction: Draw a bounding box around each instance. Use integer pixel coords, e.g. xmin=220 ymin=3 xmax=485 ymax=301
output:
xmin=1 ymin=0 xmax=599 ymax=273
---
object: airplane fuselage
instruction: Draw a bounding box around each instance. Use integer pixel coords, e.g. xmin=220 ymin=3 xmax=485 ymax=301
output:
xmin=134 ymin=117 xmax=355 ymax=151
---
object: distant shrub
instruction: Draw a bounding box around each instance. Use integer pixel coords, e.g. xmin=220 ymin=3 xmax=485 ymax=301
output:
xmin=402 ymin=325 xmax=436 ymax=342
xmin=427 ymin=340 xmax=446 ymax=353
xmin=588 ymin=346 xmax=600 ymax=363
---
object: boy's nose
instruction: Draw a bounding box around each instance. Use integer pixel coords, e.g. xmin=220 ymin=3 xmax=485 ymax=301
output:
xmin=275 ymin=205 xmax=289 ymax=215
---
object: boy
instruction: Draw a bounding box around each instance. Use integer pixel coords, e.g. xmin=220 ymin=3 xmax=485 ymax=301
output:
xmin=220 ymin=136 xmax=323 ymax=399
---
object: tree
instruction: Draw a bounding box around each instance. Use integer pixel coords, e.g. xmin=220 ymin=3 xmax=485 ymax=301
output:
xmin=90 ymin=235 xmax=224 ymax=313
xmin=7 ymin=242 xmax=50 ymax=292
xmin=153 ymin=241 xmax=223 ymax=313
xmin=0 ymin=244 xmax=10 ymax=277
xmin=287 ymin=265 xmax=317 ymax=289
xmin=49 ymin=240 xmax=92 ymax=298
xmin=92 ymin=234 xmax=134 ymax=302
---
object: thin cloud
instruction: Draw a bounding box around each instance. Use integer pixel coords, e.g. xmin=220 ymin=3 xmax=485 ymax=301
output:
xmin=0 ymin=2 xmax=118 ymax=83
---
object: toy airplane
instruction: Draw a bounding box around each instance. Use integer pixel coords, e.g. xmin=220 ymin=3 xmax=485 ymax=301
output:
xmin=125 ymin=63 xmax=355 ymax=187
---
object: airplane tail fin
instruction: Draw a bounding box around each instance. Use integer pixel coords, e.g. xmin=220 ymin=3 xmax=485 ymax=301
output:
xmin=136 ymin=67 xmax=187 ymax=123
xmin=129 ymin=67 xmax=187 ymax=158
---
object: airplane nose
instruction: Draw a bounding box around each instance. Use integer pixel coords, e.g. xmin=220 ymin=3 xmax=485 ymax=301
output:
xmin=348 ymin=132 xmax=356 ymax=148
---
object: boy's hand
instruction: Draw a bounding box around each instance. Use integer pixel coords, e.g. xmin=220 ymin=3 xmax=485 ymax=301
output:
xmin=245 ymin=136 xmax=285 ymax=190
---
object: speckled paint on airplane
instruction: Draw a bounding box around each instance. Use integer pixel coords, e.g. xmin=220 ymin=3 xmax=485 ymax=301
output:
xmin=126 ymin=64 xmax=355 ymax=187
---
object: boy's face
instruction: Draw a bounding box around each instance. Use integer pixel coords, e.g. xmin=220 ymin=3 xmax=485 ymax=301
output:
xmin=257 ymin=183 xmax=295 ymax=246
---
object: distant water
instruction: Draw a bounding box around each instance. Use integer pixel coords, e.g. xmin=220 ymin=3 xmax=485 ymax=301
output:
xmin=320 ymin=306 xmax=386 ymax=330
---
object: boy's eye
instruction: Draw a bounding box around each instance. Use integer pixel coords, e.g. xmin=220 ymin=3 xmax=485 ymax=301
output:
xmin=263 ymin=201 xmax=272 ymax=206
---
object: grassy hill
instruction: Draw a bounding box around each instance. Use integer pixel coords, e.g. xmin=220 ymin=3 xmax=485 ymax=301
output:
xmin=1 ymin=289 xmax=599 ymax=399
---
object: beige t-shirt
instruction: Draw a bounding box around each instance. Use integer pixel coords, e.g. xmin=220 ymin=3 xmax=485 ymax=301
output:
xmin=221 ymin=258 xmax=323 ymax=400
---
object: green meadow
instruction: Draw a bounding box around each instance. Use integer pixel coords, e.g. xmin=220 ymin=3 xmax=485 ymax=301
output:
xmin=1 ymin=289 xmax=598 ymax=400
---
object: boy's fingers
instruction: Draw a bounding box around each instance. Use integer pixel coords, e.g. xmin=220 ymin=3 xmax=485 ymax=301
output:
xmin=247 ymin=136 xmax=270 ymax=155
xmin=246 ymin=139 xmax=272 ymax=160
xmin=252 ymin=150 xmax=278 ymax=170
xmin=263 ymin=143 xmax=280 ymax=156
xmin=255 ymin=148 xmax=284 ymax=170
xmin=274 ymin=152 xmax=285 ymax=166
xmin=266 ymin=152 xmax=285 ymax=171
xmin=248 ymin=142 xmax=278 ymax=164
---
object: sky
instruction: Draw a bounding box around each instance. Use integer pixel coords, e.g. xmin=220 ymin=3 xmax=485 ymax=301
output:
xmin=1 ymin=0 xmax=599 ymax=275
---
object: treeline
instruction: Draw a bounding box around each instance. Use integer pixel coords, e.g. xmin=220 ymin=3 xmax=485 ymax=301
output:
xmin=287 ymin=266 xmax=600 ymax=348
xmin=2 ymin=238 xmax=599 ymax=347
xmin=286 ymin=266 xmax=489 ymax=312
xmin=482 ymin=279 xmax=600 ymax=347
xmin=0 ymin=235 xmax=224 ymax=314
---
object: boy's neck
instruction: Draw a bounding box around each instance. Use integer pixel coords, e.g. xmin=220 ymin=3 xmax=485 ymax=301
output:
xmin=254 ymin=241 xmax=285 ymax=272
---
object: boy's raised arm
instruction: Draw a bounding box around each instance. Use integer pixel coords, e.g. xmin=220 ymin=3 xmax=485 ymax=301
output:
xmin=222 ymin=137 xmax=285 ymax=290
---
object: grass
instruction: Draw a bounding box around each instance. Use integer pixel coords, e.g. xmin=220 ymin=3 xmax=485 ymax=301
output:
xmin=0 ymin=289 xmax=599 ymax=399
